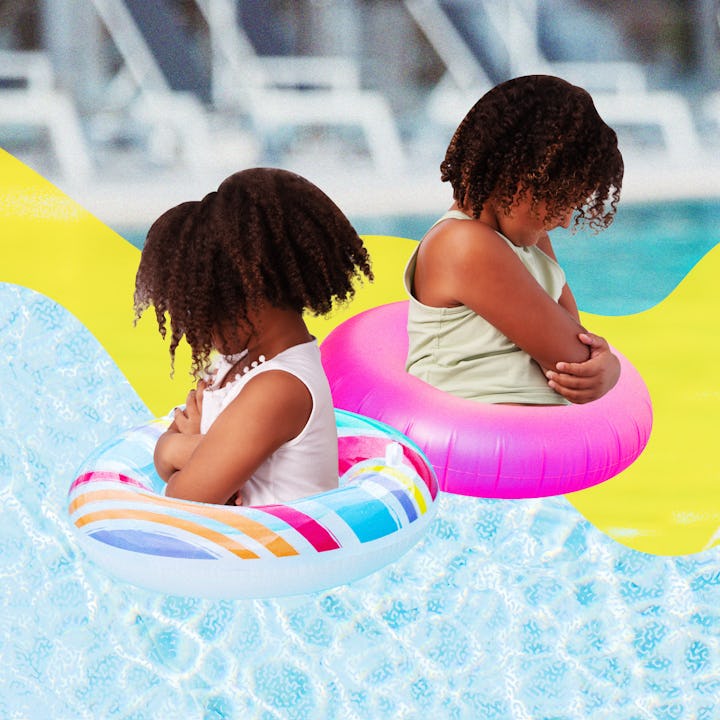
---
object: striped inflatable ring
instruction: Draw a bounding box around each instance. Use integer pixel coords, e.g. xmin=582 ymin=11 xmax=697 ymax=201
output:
xmin=68 ymin=409 xmax=439 ymax=598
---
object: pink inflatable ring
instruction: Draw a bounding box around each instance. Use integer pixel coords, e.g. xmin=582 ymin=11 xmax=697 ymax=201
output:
xmin=321 ymin=301 xmax=652 ymax=499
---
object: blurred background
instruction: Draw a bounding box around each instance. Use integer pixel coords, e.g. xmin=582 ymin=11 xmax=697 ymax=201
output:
xmin=1 ymin=0 xmax=719 ymax=237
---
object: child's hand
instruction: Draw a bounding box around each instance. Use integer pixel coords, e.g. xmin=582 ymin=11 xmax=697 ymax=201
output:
xmin=154 ymin=429 xmax=203 ymax=482
xmin=545 ymin=332 xmax=620 ymax=404
xmin=174 ymin=381 xmax=206 ymax=435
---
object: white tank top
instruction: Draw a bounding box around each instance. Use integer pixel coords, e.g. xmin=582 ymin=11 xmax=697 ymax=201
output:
xmin=200 ymin=340 xmax=338 ymax=506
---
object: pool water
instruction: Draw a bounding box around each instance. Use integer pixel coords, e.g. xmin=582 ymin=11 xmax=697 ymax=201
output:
xmin=551 ymin=200 xmax=720 ymax=315
xmin=356 ymin=200 xmax=720 ymax=317
xmin=2 ymin=279 xmax=720 ymax=719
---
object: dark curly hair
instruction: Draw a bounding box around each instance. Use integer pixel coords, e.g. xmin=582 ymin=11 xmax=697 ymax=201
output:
xmin=134 ymin=167 xmax=373 ymax=376
xmin=441 ymin=75 xmax=623 ymax=230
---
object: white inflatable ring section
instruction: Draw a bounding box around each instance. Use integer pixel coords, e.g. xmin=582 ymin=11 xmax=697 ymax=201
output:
xmin=68 ymin=409 xmax=439 ymax=598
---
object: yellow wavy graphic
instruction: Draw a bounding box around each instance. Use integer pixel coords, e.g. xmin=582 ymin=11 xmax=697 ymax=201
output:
xmin=0 ymin=149 xmax=193 ymax=414
xmin=568 ymin=243 xmax=720 ymax=556
xmin=2 ymin=148 xmax=718 ymax=555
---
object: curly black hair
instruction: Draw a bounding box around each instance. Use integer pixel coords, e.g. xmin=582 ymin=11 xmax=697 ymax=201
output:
xmin=134 ymin=167 xmax=373 ymax=376
xmin=441 ymin=75 xmax=623 ymax=231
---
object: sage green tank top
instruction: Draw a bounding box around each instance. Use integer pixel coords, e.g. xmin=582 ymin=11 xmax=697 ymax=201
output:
xmin=404 ymin=210 xmax=570 ymax=404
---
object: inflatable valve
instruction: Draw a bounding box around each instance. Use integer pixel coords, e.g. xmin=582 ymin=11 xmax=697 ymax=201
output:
xmin=385 ymin=442 xmax=404 ymax=467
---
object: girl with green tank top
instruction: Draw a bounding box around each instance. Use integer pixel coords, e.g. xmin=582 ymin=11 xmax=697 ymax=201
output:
xmin=406 ymin=75 xmax=623 ymax=405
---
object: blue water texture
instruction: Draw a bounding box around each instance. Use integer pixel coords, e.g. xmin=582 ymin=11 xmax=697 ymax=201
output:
xmin=2 ymin=261 xmax=720 ymax=717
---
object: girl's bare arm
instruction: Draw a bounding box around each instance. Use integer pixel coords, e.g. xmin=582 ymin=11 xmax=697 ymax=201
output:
xmin=416 ymin=221 xmax=618 ymax=402
xmin=163 ymin=371 xmax=312 ymax=504
xmin=535 ymin=232 xmax=580 ymax=322
xmin=536 ymin=233 xmax=620 ymax=401
xmin=417 ymin=222 xmax=590 ymax=370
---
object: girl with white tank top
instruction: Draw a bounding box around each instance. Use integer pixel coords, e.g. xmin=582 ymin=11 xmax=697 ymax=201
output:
xmin=134 ymin=168 xmax=372 ymax=506
xmin=200 ymin=340 xmax=337 ymax=506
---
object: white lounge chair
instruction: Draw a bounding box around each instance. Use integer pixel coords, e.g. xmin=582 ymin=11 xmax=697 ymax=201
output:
xmin=87 ymin=0 xmax=214 ymax=169
xmin=195 ymin=0 xmax=405 ymax=175
xmin=403 ymin=0 xmax=703 ymax=170
xmin=0 ymin=50 xmax=93 ymax=182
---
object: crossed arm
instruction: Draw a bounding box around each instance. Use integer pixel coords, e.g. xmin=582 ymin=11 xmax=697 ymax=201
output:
xmin=153 ymin=371 xmax=312 ymax=504
xmin=545 ymin=331 xmax=620 ymax=403
xmin=535 ymin=234 xmax=620 ymax=403
xmin=415 ymin=223 xmax=620 ymax=403
xmin=153 ymin=381 xmax=207 ymax=486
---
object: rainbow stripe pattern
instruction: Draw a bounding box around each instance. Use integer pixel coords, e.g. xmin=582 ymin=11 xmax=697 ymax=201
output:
xmin=68 ymin=410 xmax=439 ymax=598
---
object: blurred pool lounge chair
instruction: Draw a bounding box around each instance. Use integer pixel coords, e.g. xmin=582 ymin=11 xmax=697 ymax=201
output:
xmin=194 ymin=0 xmax=405 ymax=175
xmin=0 ymin=50 xmax=93 ymax=183
xmin=86 ymin=0 xmax=404 ymax=176
xmin=403 ymin=0 xmax=707 ymax=182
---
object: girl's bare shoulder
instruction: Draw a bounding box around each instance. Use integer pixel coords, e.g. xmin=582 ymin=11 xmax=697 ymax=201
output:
xmin=414 ymin=217 xmax=512 ymax=307
xmin=417 ymin=218 xmax=514 ymax=284
xmin=418 ymin=216 xmax=508 ymax=267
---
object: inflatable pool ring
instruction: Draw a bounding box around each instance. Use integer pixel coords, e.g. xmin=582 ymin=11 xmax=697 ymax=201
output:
xmin=68 ymin=409 xmax=439 ymax=598
xmin=321 ymin=301 xmax=653 ymax=499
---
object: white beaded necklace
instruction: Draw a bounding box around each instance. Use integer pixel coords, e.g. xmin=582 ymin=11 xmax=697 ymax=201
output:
xmin=223 ymin=349 xmax=267 ymax=379
xmin=240 ymin=354 xmax=266 ymax=375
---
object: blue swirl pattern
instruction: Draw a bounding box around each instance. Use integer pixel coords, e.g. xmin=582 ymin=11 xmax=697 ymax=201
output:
xmin=1 ymin=282 xmax=720 ymax=719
